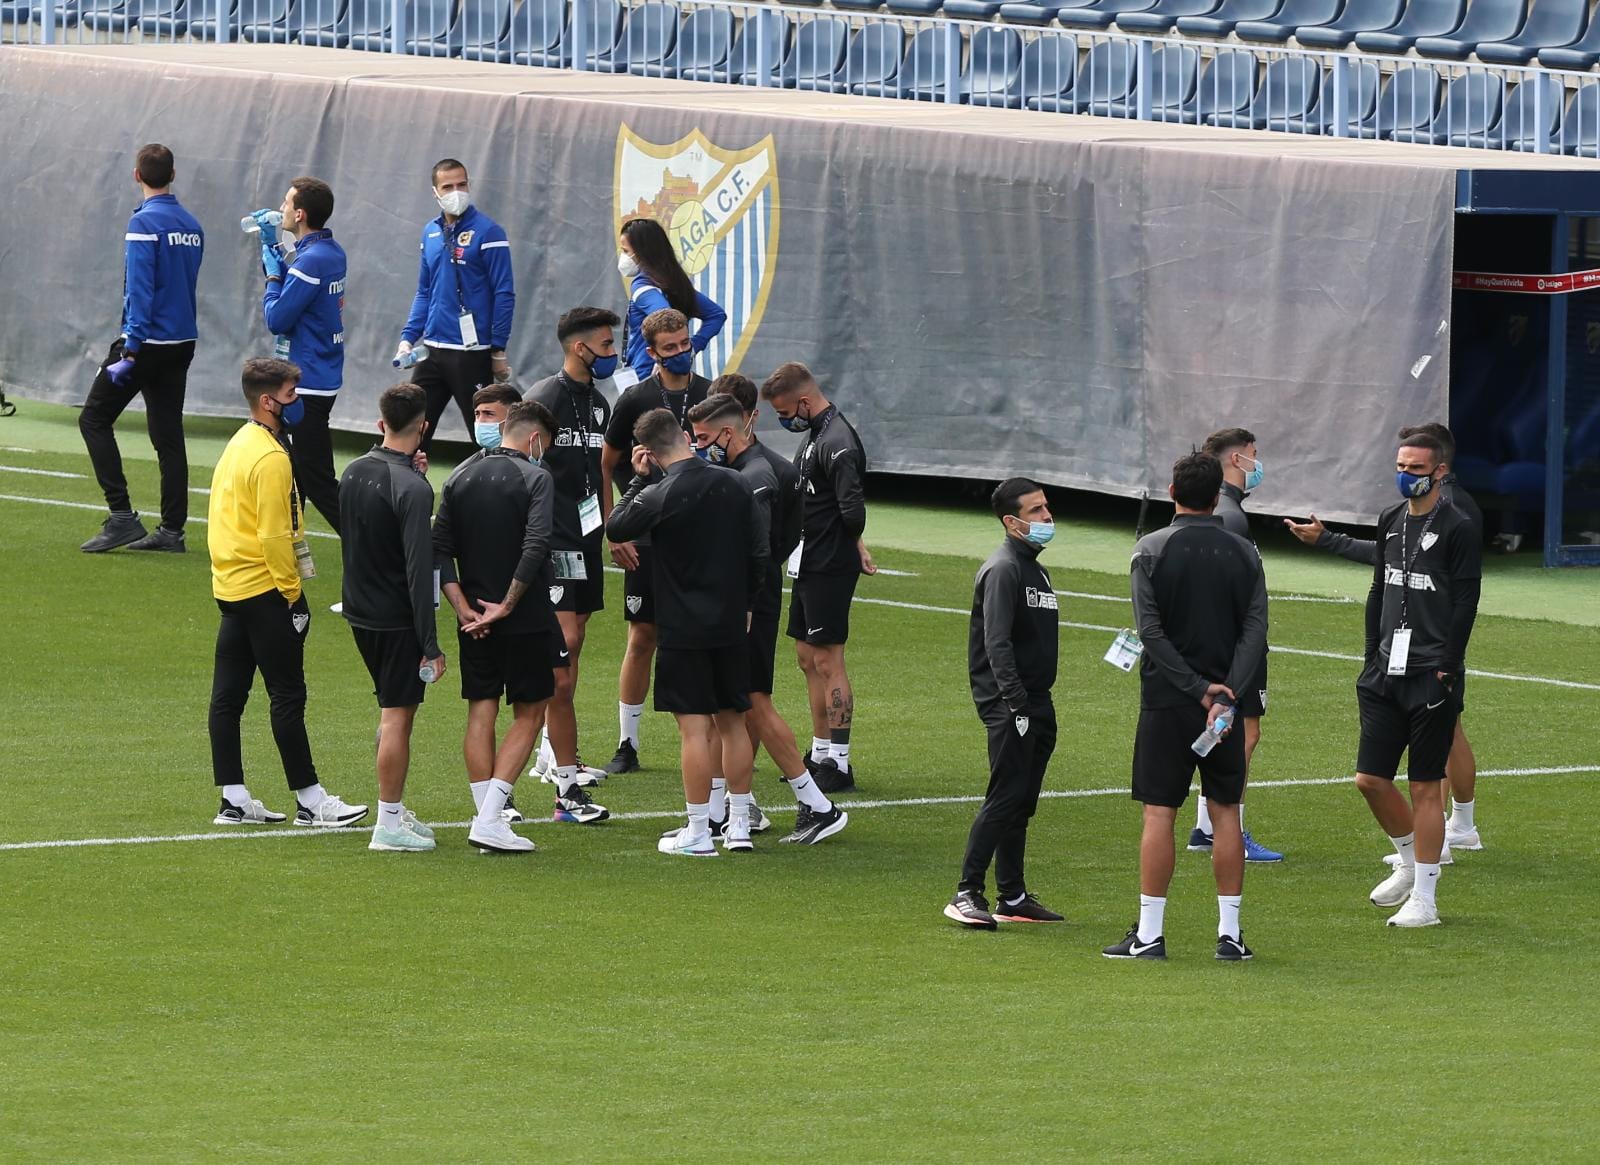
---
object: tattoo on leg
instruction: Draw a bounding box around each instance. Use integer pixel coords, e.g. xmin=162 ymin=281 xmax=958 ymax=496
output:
xmin=829 ymin=688 xmax=853 ymax=729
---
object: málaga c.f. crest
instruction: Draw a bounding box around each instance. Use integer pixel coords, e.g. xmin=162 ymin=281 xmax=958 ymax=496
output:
xmin=614 ymin=125 xmax=780 ymax=378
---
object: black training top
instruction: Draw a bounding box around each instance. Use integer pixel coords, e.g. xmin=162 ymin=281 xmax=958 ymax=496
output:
xmin=730 ymin=443 xmax=783 ymax=618
xmin=968 ymin=536 xmax=1059 ymax=713
xmin=1131 ymin=514 xmax=1268 ymax=710
xmin=603 ymin=373 xmax=712 ymax=492
xmin=526 ymin=370 xmax=610 ymax=549
xmin=755 ymin=438 xmax=803 ymax=567
xmin=1320 ymin=475 xmax=1484 ymax=567
xmin=794 ymin=405 xmax=867 ymax=576
xmin=1366 ymin=496 xmax=1482 ymax=675
xmin=338 ymin=444 xmax=440 ymax=658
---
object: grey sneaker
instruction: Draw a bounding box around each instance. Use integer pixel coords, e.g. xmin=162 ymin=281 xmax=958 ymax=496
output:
xmin=81 ymin=512 xmax=148 ymax=553
xmin=127 ymin=525 xmax=186 ymax=553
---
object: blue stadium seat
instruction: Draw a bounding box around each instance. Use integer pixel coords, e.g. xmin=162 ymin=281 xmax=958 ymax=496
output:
xmin=79 ymin=0 xmax=139 ymax=31
xmin=342 ymin=0 xmax=398 ymax=49
xmin=1235 ymin=0 xmax=1339 ymax=42
xmin=1475 ymin=0 xmax=1585 ymax=62
xmin=1250 ymin=55 xmax=1320 ymax=129
xmin=1560 ymin=83 xmax=1600 ymax=156
xmin=1056 ymin=0 xmax=1159 ymax=31
xmin=841 ymin=22 xmax=905 ymax=95
xmin=1008 ymin=34 xmax=1076 ymax=110
xmin=1192 ymin=49 xmax=1259 ymax=126
xmin=1177 ymin=0 xmax=1281 ymax=36
xmin=136 ymin=0 xmax=190 ymax=37
xmin=940 ymin=0 xmax=1004 ymax=15
xmin=431 ymin=0 xmax=510 ymax=57
xmin=1069 ymin=40 xmax=1139 ymax=116
xmin=718 ymin=11 xmax=789 ymax=85
xmin=885 ymin=0 xmax=942 ymax=12
xmin=998 ymin=0 xmax=1094 ymax=24
xmin=237 ymin=0 xmax=298 ymax=42
xmin=1117 ymin=0 xmax=1219 ymax=32
xmin=501 ymin=0 xmax=567 ymax=65
xmin=180 ymin=0 xmax=238 ymax=38
xmin=779 ymin=17 xmax=849 ymax=89
xmin=1295 ymin=58 xmax=1379 ymax=133
xmin=1414 ymin=0 xmax=1525 ymax=58
xmin=1366 ymin=65 xmax=1442 ymax=139
xmin=1108 ymin=43 xmax=1198 ymax=119
xmin=962 ymin=26 xmax=1023 ymax=104
xmin=656 ymin=6 xmax=732 ymax=78
xmin=603 ymin=3 xmax=675 ymax=73
xmin=898 ymin=27 xmax=949 ymax=101
xmin=393 ymin=0 xmax=453 ymax=53
xmin=1536 ymin=13 xmax=1600 ymax=67
xmin=833 ymin=0 xmax=884 ymax=11
xmin=1294 ymin=0 xmax=1400 ymax=45
xmin=588 ymin=0 xmax=652 ymax=71
xmin=291 ymin=0 xmax=353 ymax=43
xmin=24 ymin=0 xmax=90 ymax=25
xmin=1500 ymin=74 xmax=1563 ymax=151
xmin=1355 ymin=0 xmax=1462 ymax=52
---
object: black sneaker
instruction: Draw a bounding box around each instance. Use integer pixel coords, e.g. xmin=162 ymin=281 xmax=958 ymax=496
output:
xmin=812 ymin=758 xmax=856 ymax=794
xmin=992 ymin=893 xmax=1065 ymax=923
xmin=127 ymin=525 xmax=186 ymax=552
xmin=943 ymin=890 xmax=998 ymax=930
xmin=1216 ymin=933 xmax=1254 ymax=961
xmin=708 ymin=813 xmax=727 ymax=839
xmin=1102 ymin=927 xmax=1167 ymax=960
xmin=80 ymin=511 xmax=147 ymax=553
xmin=749 ymin=797 xmax=772 ymax=833
xmin=500 ymin=794 xmax=525 ymax=824
xmin=605 ymin=739 xmax=640 ymax=774
xmin=780 ymin=803 xmax=849 ymax=845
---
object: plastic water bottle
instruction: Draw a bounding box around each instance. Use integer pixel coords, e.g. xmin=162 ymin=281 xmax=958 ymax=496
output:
xmin=419 ymin=661 xmax=438 ymax=684
xmin=1192 ymin=707 xmax=1234 ymax=757
xmin=393 ymin=346 xmax=429 ymax=370
xmin=273 ymin=335 xmax=291 ymax=360
xmin=241 ymin=209 xmax=284 ymax=234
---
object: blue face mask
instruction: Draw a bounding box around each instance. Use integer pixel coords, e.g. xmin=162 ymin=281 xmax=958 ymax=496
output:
xmin=660 ymin=349 xmax=696 ymax=377
xmin=695 ymin=436 xmax=730 ymax=464
xmin=1013 ymin=519 xmax=1054 ymax=547
xmin=474 ymin=421 xmax=501 ymax=450
xmin=586 ymin=348 xmax=618 ymax=381
xmin=1397 ymin=470 xmax=1436 ymax=499
xmin=279 ymin=397 xmax=304 ymax=428
xmin=1242 ymin=456 xmax=1264 ymax=492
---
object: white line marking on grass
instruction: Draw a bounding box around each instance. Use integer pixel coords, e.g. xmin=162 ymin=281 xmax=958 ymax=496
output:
xmin=0 ymin=464 xmax=212 ymax=494
xmin=0 ymin=446 xmax=37 ymax=453
xmin=0 ymin=493 xmax=334 ymax=538
xmin=1055 ymin=588 xmax=1352 ymax=606
xmin=1 ymin=766 xmax=1593 ymax=854
xmin=872 ymin=568 xmax=920 ymax=577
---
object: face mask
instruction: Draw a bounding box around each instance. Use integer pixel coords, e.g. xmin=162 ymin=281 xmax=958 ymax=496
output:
xmin=527 ymin=437 xmax=544 ymax=464
xmin=660 ymin=349 xmax=695 ymax=377
xmin=1242 ymin=456 xmax=1264 ymax=492
xmin=778 ymin=401 xmax=812 ymax=433
xmin=475 ymin=421 xmax=502 ymax=450
xmin=435 ymin=189 xmax=471 ymax=217
xmin=277 ymin=397 xmax=304 ymax=429
xmin=584 ymin=347 xmax=618 ymax=381
xmin=617 ymin=251 xmax=640 ymax=280
xmin=1397 ymin=470 xmax=1436 ymax=499
xmin=695 ymin=433 xmax=731 ymax=464
xmin=1017 ymin=519 xmax=1054 ymax=547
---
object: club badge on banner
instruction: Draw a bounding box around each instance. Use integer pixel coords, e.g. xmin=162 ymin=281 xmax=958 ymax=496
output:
xmin=614 ymin=125 xmax=781 ymax=377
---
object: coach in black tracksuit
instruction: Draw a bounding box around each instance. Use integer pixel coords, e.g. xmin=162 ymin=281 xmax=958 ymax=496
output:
xmin=944 ymin=478 xmax=1064 ymax=930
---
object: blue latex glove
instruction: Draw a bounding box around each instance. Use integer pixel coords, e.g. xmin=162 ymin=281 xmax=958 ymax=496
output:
xmin=261 ymin=241 xmax=286 ymax=281
xmin=106 ymin=357 xmax=136 ymax=388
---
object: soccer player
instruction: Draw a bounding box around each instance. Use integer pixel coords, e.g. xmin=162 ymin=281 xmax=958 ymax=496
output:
xmin=1284 ymin=422 xmax=1485 ymax=856
xmin=944 ymin=478 xmax=1063 ymax=929
xmin=759 ymin=362 xmax=872 ymax=794
xmin=206 ymin=357 xmax=366 ymax=829
xmin=606 ymin=408 xmax=768 ymax=857
xmin=1355 ymin=431 xmax=1482 ymax=927
xmin=1189 ymin=428 xmax=1283 ymax=864
xmin=394 ymin=158 xmax=515 ymax=453
xmin=689 ymin=393 xmax=847 ymax=846
xmin=338 ymin=384 xmax=444 ymax=854
xmin=259 ymin=176 xmax=346 ymax=533
xmin=1104 ymin=452 xmax=1267 ymax=961
xmin=80 ymin=143 xmax=204 ymax=555
xmin=468 ymin=383 xmax=523 ymax=454
xmin=525 ymin=307 xmax=620 ymax=791
xmin=600 ymin=307 xmax=712 ymax=775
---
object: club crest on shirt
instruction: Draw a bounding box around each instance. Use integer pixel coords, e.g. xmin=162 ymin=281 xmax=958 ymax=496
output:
xmin=615 ymin=125 xmax=780 ymax=377
xmin=549 ymin=585 xmax=564 ymax=604
xmin=1420 ymin=532 xmax=1439 ymax=552
xmin=626 ymin=594 xmax=643 ymax=614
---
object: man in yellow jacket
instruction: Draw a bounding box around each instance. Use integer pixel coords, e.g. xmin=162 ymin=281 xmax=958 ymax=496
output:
xmin=207 ymin=356 xmax=367 ymax=829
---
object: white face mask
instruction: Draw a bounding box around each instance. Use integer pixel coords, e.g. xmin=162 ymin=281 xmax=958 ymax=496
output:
xmin=435 ymin=189 xmax=471 ymax=217
xmin=617 ymin=250 xmax=640 ymax=280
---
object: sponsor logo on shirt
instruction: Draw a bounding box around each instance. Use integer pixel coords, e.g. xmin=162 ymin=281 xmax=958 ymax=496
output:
xmin=166 ymin=231 xmax=202 ymax=247
xmin=1024 ymin=587 xmax=1059 ymax=610
xmin=1384 ymin=566 xmax=1437 ymax=591
xmin=554 ymin=429 xmax=606 ymax=448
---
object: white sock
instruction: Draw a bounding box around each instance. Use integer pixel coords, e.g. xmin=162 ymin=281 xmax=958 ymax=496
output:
xmin=710 ymin=777 xmax=728 ymax=822
xmin=1451 ymin=799 xmax=1475 ymax=831
xmin=478 ymin=777 xmax=513 ymax=824
xmin=729 ymin=791 xmax=752 ymax=827
xmin=1413 ymin=861 xmax=1441 ymax=907
xmin=829 ymin=739 xmax=851 ymax=771
xmin=1218 ymin=894 xmax=1242 ymax=939
xmin=556 ymin=765 xmax=578 ymax=798
xmin=1237 ymin=803 xmax=1244 ymax=832
xmin=221 ymin=783 xmax=250 ymax=807
xmin=378 ymin=800 xmax=404 ymax=831
xmin=538 ymin=732 xmax=555 ymax=769
xmin=811 ymin=737 xmax=829 ymax=763
xmin=1391 ymin=831 xmax=1417 ymax=869
xmin=785 ymin=769 xmax=833 ymax=812
xmin=619 ymin=702 xmax=644 ymax=748
xmin=470 ymin=781 xmax=489 ymax=811
xmin=1138 ymin=895 xmax=1167 ymax=943
xmin=1196 ymin=796 xmax=1213 ymax=834
xmin=296 ymin=783 xmax=327 ymax=810
xmin=685 ymin=801 xmax=711 ymax=840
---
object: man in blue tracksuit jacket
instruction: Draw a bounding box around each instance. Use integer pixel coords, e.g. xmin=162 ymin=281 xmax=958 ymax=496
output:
xmin=80 ymin=143 xmax=204 ymax=554
xmin=394 ymin=158 xmax=515 ymax=455
xmin=261 ymin=176 xmax=347 ymax=533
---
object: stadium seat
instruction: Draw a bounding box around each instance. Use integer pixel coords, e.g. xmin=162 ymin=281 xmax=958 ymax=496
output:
xmin=430 ymin=0 xmax=510 ymax=58
xmin=294 ymin=0 xmax=363 ymax=45
xmin=1367 ymin=65 xmax=1443 ymax=139
xmin=1500 ymin=74 xmax=1563 ymax=151
xmin=78 ymin=0 xmax=140 ymax=30
xmin=24 ymin=0 xmax=90 ymax=26
xmin=501 ymin=0 xmax=567 ymax=65
xmin=1560 ymin=83 xmax=1600 ymax=156
xmin=1008 ymin=34 xmax=1076 ymax=110
xmin=1056 ymin=0 xmax=1160 ymax=31
xmin=833 ymin=0 xmax=884 ymax=11
xmin=1354 ymin=0 xmax=1462 ymax=52
xmin=1296 ymin=58 xmax=1379 ymax=133
xmin=1234 ymin=0 xmax=1339 ymax=43
xmin=1107 ymin=43 xmax=1198 ymax=119
xmin=1294 ymin=0 xmax=1401 ymax=46
xmin=719 ymin=11 xmax=790 ymax=85
xmin=1475 ymin=0 xmax=1585 ymax=63
xmin=1413 ymin=0 xmax=1526 ymax=59
xmin=340 ymin=0 xmax=396 ymax=48
xmin=655 ymin=6 xmax=733 ymax=78
xmin=997 ymin=0 xmax=1095 ymax=24
xmin=779 ymin=16 xmax=849 ymax=89
xmin=1191 ymin=49 xmax=1259 ymax=126
xmin=136 ymin=0 xmax=190 ymax=37
xmin=237 ymin=0 xmax=298 ymax=42
xmin=1177 ymin=0 xmax=1282 ymax=37
xmin=1116 ymin=0 xmax=1220 ymax=33
xmin=1068 ymin=39 xmax=1139 ymax=116
xmin=583 ymin=0 xmax=635 ymax=70
xmin=962 ymin=26 xmax=1023 ymax=104
xmin=397 ymin=0 xmax=454 ymax=53
xmin=1251 ymin=55 xmax=1320 ymax=129
xmin=598 ymin=3 xmax=675 ymax=73
xmin=940 ymin=0 xmax=1004 ymax=16
xmin=1537 ymin=14 xmax=1600 ymax=67
xmin=825 ymin=22 xmax=901 ymax=95
xmin=898 ymin=26 xmax=949 ymax=101
xmin=885 ymin=0 xmax=943 ymax=12
xmin=176 ymin=0 xmax=237 ymax=37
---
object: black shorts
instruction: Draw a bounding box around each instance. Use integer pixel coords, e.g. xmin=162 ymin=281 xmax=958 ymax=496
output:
xmin=352 ymin=626 xmax=427 ymax=708
xmin=1132 ymin=704 xmax=1247 ymax=808
xmin=1236 ymin=656 xmax=1269 ymax=719
xmin=549 ymin=538 xmax=604 ymax=615
xmin=623 ymin=543 xmax=654 ymax=624
xmin=458 ymin=629 xmax=555 ymax=705
xmin=1356 ymin=669 xmax=1462 ymax=782
xmin=786 ymin=570 xmax=859 ymax=646
xmin=746 ymin=608 xmax=780 ymax=695
xmin=655 ymin=644 xmax=753 ymax=715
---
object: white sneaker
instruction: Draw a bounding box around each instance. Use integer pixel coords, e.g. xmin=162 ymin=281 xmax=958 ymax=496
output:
xmin=213 ymin=797 xmax=286 ymax=825
xmin=500 ymin=795 xmax=525 ymax=825
xmin=1444 ymin=822 xmax=1482 ymax=851
xmin=1383 ymin=841 xmax=1452 ymax=867
xmin=401 ymin=808 xmax=435 ymax=840
xmin=658 ymin=826 xmax=719 ymax=858
xmin=748 ymin=799 xmax=772 ymax=834
xmin=468 ymin=816 xmax=536 ymax=854
xmin=294 ymin=795 xmax=370 ymax=829
xmin=1387 ymin=894 xmax=1441 ymax=927
xmin=722 ymin=815 xmax=753 ymax=853
xmin=534 ymin=758 xmax=605 ymax=788
xmin=1371 ymin=865 xmax=1416 ymax=907
xmin=369 ymin=816 xmax=436 ymax=852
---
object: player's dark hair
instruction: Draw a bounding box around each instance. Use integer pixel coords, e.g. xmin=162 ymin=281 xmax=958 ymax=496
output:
xmin=1396 ymin=430 xmax=1445 ymax=468
xmin=379 ymin=383 xmax=427 ymax=434
xmin=472 ymin=384 xmax=522 ymax=410
xmin=1398 ymin=423 xmax=1455 ymax=465
xmin=1171 ymin=452 xmax=1224 ymax=510
xmin=990 ymin=477 xmax=1041 ymax=520
xmin=241 ymin=357 xmax=299 ymax=406
xmin=710 ymin=374 xmax=757 ymax=413
xmin=431 ymin=158 xmax=468 ymax=185
xmin=760 ymin=362 xmax=815 ymax=402
xmin=557 ymin=306 xmax=621 ymax=345
xmin=620 ymin=218 xmax=699 ymax=319
xmin=1201 ymin=427 xmax=1257 ymax=458
xmin=288 ymin=176 xmax=334 ymax=229
xmin=136 ymin=143 xmax=174 ymax=188
xmin=642 ymin=307 xmax=689 ymax=348
xmin=687 ymin=394 xmax=744 ymax=429
xmin=503 ymin=400 xmax=556 ymax=440
xmin=634 ymin=407 xmax=685 ymax=456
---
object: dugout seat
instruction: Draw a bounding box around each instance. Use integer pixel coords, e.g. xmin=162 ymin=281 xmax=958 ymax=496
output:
xmin=1008 ymin=34 xmax=1077 ymax=110
xmin=1354 ymin=0 xmax=1463 ymax=52
xmin=608 ymin=2 xmax=677 ymax=73
xmin=1499 ymin=74 xmax=1563 ymax=151
xmin=1069 ymin=39 xmax=1139 ymax=116
xmin=961 ymin=26 xmax=1024 ymax=104
xmin=184 ymin=0 xmax=241 ymax=38
xmin=238 ymin=0 xmax=299 ymax=42
xmin=331 ymin=0 xmax=393 ymax=48
xmin=573 ymin=0 xmax=626 ymax=69
xmin=425 ymin=0 xmax=511 ymax=57
xmin=715 ymin=11 xmax=789 ymax=85
xmin=1190 ymin=49 xmax=1259 ymax=126
xmin=499 ymin=0 xmax=565 ymax=64
xmin=842 ymin=22 xmax=905 ymax=96
xmin=1290 ymin=58 xmax=1379 ymax=133
xmin=898 ymin=26 xmax=951 ymax=101
xmin=1365 ymin=64 xmax=1442 ymax=139
xmin=1388 ymin=70 xmax=1503 ymax=145
xmin=400 ymin=0 xmax=458 ymax=54
xmin=135 ymin=0 xmax=190 ymax=37
xmin=1251 ymin=55 xmax=1321 ymax=129
xmin=1414 ymin=0 xmax=1527 ymax=59
xmin=1294 ymin=0 xmax=1400 ymax=45
xmin=779 ymin=16 xmax=848 ymax=88
xmin=1560 ymin=83 xmax=1600 ymax=156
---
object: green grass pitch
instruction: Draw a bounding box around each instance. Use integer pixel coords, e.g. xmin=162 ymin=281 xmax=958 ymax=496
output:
xmin=0 ymin=405 xmax=1597 ymax=1161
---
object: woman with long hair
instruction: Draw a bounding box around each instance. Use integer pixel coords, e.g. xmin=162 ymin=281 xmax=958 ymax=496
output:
xmin=617 ymin=217 xmax=727 ymax=380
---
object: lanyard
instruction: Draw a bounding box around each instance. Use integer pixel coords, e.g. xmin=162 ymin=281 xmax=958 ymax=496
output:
xmin=1397 ymin=502 xmax=1442 ymax=626
xmin=249 ymin=419 xmax=301 ymax=535
xmin=442 ymin=218 xmax=469 ymax=316
xmin=659 ymin=381 xmax=690 ymax=428
xmin=565 ymin=375 xmax=596 ymax=496
xmin=799 ymin=405 xmax=838 ymax=483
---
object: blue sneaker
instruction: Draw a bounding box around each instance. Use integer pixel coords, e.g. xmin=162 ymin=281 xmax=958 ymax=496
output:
xmin=1186 ymin=827 xmax=1213 ymax=852
xmin=1243 ymin=831 xmax=1284 ymax=863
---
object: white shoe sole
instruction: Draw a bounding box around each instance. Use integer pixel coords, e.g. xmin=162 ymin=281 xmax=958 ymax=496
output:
xmin=721 ymin=837 xmax=754 ymax=853
xmin=294 ymin=810 xmax=370 ymax=829
xmin=811 ymin=809 xmax=849 ymax=844
xmin=943 ymin=903 xmax=996 ymax=928
xmin=1387 ymin=912 xmax=1441 ymax=928
xmin=468 ymin=836 xmax=535 ymax=854
xmin=1445 ymin=836 xmax=1483 ymax=851
xmin=368 ymin=840 xmax=436 ymax=852
xmin=212 ymin=815 xmax=285 ymax=826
